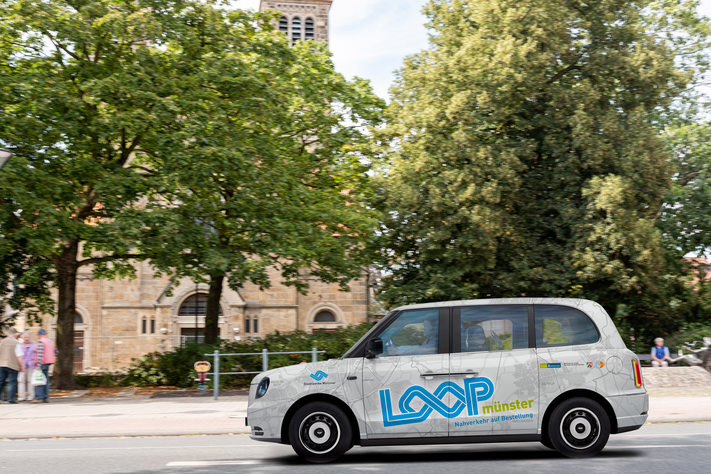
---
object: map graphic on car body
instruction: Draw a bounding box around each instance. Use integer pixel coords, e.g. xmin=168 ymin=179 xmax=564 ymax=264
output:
xmin=246 ymin=298 xmax=649 ymax=464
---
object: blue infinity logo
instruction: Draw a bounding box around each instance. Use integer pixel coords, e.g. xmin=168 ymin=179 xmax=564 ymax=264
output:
xmin=310 ymin=371 xmax=328 ymax=381
xmin=379 ymin=377 xmax=494 ymax=427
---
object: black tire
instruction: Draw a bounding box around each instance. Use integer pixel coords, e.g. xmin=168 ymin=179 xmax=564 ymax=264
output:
xmin=547 ymin=397 xmax=610 ymax=458
xmin=540 ymin=433 xmax=555 ymax=450
xmin=288 ymin=401 xmax=353 ymax=463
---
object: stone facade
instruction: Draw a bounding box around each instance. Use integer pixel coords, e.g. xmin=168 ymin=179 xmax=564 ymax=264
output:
xmin=15 ymin=261 xmax=371 ymax=371
xmin=260 ymin=0 xmax=333 ymax=43
xmin=11 ymin=1 xmax=372 ymax=371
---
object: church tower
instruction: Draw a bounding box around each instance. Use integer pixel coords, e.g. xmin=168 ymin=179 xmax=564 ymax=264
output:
xmin=259 ymin=0 xmax=333 ymax=44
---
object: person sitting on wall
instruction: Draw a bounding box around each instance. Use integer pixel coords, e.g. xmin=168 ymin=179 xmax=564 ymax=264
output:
xmin=651 ymin=337 xmax=671 ymax=367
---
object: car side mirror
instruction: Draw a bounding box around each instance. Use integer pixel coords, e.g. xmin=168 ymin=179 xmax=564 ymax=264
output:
xmin=366 ymin=337 xmax=383 ymax=359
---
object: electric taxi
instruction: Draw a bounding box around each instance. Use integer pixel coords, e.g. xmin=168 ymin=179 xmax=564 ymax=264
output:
xmin=246 ymin=298 xmax=647 ymax=463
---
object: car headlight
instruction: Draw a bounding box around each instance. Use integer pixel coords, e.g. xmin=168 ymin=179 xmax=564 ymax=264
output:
xmin=256 ymin=377 xmax=270 ymax=399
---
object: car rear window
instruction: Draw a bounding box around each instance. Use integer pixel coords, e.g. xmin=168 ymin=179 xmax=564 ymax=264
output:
xmin=534 ymin=305 xmax=599 ymax=347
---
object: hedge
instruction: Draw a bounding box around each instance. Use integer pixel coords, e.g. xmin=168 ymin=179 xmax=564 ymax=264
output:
xmin=102 ymin=323 xmax=375 ymax=389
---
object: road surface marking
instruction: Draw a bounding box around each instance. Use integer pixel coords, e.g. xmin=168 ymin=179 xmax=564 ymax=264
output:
xmin=607 ymin=445 xmax=708 ymax=448
xmin=621 ymin=432 xmax=711 ymax=437
xmin=167 ymin=461 xmax=262 ymax=466
xmin=6 ymin=445 xmax=282 ymax=452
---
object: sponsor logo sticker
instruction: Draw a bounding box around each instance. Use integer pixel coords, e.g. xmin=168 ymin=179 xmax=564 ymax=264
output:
xmin=379 ymin=377 xmax=536 ymax=427
xmin=540 ymin=363 xmax=562 ymax=368
xmin=310 ymin=371 xmax=328 ymax=381
xmin=597 ymin=361 xmax=606 ymax=369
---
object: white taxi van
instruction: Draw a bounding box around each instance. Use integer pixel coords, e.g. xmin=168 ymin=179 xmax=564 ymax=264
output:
xmin=246 ymin=298 xmax=647 ymax=463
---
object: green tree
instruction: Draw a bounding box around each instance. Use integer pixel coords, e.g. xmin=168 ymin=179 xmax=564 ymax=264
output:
xmin=0 ymin=0 xmax=295 ymax=387
xmin=0 ymin=0 xmax=383 ymax=386
xmin=376 ymin=0 xmax=710 ymax=326
xmin=648 ymin=108 xmax=711 ymax=337
xmin=660 ymin=119 xmax=711 ymax=258
xmin=138 ymin=17 xmax=383 ymax=345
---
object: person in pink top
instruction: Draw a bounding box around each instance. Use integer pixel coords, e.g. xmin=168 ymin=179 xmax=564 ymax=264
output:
xmin=33 ymin=329 xmax=56 ymax=403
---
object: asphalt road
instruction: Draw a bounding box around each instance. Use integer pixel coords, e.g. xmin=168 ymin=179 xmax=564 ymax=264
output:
xmin=1 ymin=423 xmax=709 ymax=474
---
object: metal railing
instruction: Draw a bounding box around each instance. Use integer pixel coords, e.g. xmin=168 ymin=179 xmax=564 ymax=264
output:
xmin=205 ymin=348 xmax=326 ymax=399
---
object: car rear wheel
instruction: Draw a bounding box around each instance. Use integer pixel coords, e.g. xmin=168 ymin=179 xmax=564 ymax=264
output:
xmin=288 ymin=401 xmax=352 ymax=463
xmin=548 ymin=397 xmax=610 ymax=458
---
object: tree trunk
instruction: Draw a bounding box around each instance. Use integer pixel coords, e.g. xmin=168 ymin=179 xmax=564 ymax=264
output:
xmin=204 ymin=274 xmax=224 ymax=345
xmin=53 ymin=240 xmax=81 ymax=390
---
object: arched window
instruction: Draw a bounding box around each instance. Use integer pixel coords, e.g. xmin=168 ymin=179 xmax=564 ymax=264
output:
xmin=253 ymin=317 xmax=259 ymax=333
xmin=314 ymin=310 xmax=336 ymax=323
xmin=178 ymin=294 xmax=222 ymax=316
xmin=245 ymin=317 xmax=250 ymax=333
xmin=305 ymin=18 xmax=315 ymax=40
xmin=279 ymin=16 xmax=288 ymax=35
xmin=74 ymin=313 xmax=84 ymax=324
xmin=150 ymin=318 xmax=156 ymax=334
xmin=141 ymin=317 xmax=147 ymax=334
xmin=291 ymin=17 xmax=302 ymax=44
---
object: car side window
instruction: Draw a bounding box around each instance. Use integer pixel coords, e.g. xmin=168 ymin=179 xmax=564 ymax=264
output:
xmin=375 ymin=309 xmax=440 ymax=358
xmin=534 ymin=305 xmax=599 ymax=347
xmin=460 ymin=306 xmax=529 ymax=352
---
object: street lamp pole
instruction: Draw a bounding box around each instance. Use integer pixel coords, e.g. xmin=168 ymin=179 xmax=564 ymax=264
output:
xmin=0 ymin=148 xmax=12 ymax=170
xmin=195 ymin=282 xmax=199 ymax=344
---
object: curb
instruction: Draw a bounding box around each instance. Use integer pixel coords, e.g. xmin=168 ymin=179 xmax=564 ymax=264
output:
xmin=1 ymin=429 xmax=252 ymax=440
xmin=645 ymin=417 xmax=711 ymax=424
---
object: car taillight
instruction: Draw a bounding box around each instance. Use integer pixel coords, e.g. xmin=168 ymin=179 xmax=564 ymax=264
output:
xmin=632 ymin=359 xmax=642 ymax=388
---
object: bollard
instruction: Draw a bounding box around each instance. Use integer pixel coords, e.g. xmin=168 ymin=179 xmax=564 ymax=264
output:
xmin=213 ymin=350 xmax=220 ymax=400
xmin=312 ymin=347 xmax=317 ymax=363
xmin=262 ymin=348 xmax=268 ymax=372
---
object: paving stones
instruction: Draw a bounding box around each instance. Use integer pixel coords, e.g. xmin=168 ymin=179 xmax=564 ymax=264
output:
xmin=642 ymin=367 xmax=711 ymax=389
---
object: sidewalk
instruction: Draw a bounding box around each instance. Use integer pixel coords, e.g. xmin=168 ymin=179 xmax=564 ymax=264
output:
xmin=0 ymin=393 xmax=250 ymax=439
xmin=1 ymin=389 xmax=709 ymax=439
xmin=648 ymin=394 xmax=711 ymax=423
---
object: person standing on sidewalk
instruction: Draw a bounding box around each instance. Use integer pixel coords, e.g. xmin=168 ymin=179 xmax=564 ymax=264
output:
xmin=17 ymin=331 xmax=37 ymax=402
xmin=33 ymin=329 xmax=55 ymax=403
xmin=0 ymin=328 xmax=24 ymax=404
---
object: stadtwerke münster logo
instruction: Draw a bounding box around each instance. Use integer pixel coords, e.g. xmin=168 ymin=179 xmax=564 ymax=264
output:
xmin=310 ymin=371 xmax=328 ymax=381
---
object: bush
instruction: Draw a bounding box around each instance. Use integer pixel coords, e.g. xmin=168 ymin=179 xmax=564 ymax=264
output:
xmin=74 ymin=371 xmax=129 ymax=388
xmin=125 ymin=323 xmax=374 ymax=388
xmin=664 ymin=322 xmax=711 ymax=354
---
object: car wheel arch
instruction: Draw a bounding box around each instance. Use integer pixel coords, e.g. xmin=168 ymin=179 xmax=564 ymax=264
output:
xmin=541 ymin=389 xmax=618 ymax=438
xmin=280 ymin=393 xmax=362 ymax=446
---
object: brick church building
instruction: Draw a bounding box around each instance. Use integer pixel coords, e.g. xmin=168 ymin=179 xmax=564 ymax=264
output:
xmin=13 ymin=0 xmax=374 ymax=372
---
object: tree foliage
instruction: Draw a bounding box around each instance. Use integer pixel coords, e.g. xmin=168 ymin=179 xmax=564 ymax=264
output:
xmin=376 ymin=0 xmax=711 ymax=341
xmin=660 ymin=117 xmax=711 ymax=258
xmin=143 ymin=24 xmax=383 ymax=344
xmin=0 ymin=0 xmax=381 ymax=385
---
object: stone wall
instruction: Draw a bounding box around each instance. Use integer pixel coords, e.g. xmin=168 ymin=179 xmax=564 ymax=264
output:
xmin=642 ymin=366 xmax=711 ymax=389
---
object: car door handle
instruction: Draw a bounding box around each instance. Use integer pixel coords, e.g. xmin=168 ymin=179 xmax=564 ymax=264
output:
xmin=450 ymin=371 xmax=479 ymax=378
xmin=420 ymin=372 xmax=450 ymax=378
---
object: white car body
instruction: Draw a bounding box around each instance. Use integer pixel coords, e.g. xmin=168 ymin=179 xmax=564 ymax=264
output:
xmin=247 ymin=298 xmax=647 ymax=454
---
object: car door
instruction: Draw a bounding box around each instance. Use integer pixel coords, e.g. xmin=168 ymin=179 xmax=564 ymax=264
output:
xmin=362 ymin=308 xmax=451 ymax=439
xmin=449 ymin=305 xmax=539 ymax=437
xmin=534 ymin=304 xmax=603 ymax=415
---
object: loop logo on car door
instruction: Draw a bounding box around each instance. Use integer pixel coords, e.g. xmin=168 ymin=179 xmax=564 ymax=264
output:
xmin=379 ymin=377 xmax=495 ymax=427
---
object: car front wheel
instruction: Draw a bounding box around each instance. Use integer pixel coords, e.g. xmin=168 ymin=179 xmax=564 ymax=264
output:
xmin=548 ymin=397 xmax=610 ymax=458
xmin=288 ymin=401 xmax=353 ymax=463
